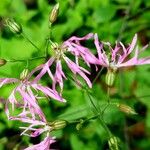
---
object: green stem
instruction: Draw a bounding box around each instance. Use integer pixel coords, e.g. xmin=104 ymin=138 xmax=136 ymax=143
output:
xmin=67 ymin=74 xmax=112 ymax=137
xmin=85 ymin=89 xmax=112 ymax=137
xmin=101 ymin=87 xmax=111 ymax=115
xmin=25 ymin=60 xmax=29 ymax=69
xmin=92 ymin=67 xmax=104 ymax=84
xmin=97 ymin=115 xmax=112 ymax=136
xmin=7 ymin=56 xmax=46 ymax=63
xmin=69 ymin=113 xmax=101 ymax=124
xmin=45 ymin=22 xmax=53 ymax=57
xmin=21 ymin=33 xmax=41 ymax=51
xmin=107 ymin=87 xmax=110 ymax=103
xmin=86 ymin=90 xmax=100 ymax=113
xmin=45 ymin=37 xmax=50 ymax=58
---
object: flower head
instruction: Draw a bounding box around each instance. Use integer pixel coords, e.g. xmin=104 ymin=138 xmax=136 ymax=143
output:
xmin=0 ymin=69 xmax=65 ymax=120
xmin=10 ymin=116 xmax=55 ymax=150
xmin=31 ymin=34 xmax=98 ymax=93
xmin=94 ymin=33 xmax=150 ymax=70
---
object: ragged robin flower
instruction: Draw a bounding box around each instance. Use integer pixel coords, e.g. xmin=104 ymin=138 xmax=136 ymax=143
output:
xmin=10 ymin=117 xmax=67 ymax=150
xmin=94 ymin=33 xmax=150 ymax=70
xmin=11 ymin=117 xmax=55 ymax=150
xmin=94 ymin=33 xmax=150 ymax=86
xmin=31 ymin=33 xmax=99 ymax=93
xmin=0 ymin=69 xmax=65 ymax=121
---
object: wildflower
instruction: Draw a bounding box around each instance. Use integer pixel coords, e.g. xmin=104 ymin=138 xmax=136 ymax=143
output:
xmin=0 ymin=69 xmax=65 ymax=120
xmin=9 ymin=111 xmax=55 ymax=149
xmin=10 ymin=114 xmax=54 ymax=150
xmin=31 ymin=34 xmax=99 ymax=93
xmin=11 ymin=117 xmax=67 ymax=137
xmin=10 ymin=117 xmax=62 ymax=150
xmin=10 ymin=116 xmax=50 ymax=137
xmin=94 ymin=33 xmax=150 ymax=70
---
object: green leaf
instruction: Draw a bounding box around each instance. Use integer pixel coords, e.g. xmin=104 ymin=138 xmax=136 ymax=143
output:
xmin=93 ymin=4 xmax=117 ymax=23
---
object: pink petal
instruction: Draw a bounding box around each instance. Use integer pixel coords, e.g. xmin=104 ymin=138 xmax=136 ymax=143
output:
xmin=33 ymin=57 xmax=55 ymax=82
xmin=127 ymin=34 xmax=137 ymax=55
xmin=32 ymin=84 xmax=65 ymax=102
xmin=94 ymin=34 xmax=108 ymax=66
xmin=65 ymin=33 xmax=94 ymax=41
xmin=53 ymin=60 xmax=66 ymax=92
xmin=64 ymin=57 xmax=92 ymax=88
xmin=0 ymin=78 xmax=18 ymax=88
xmin=24 ymin=135 xmax=55 ymax=150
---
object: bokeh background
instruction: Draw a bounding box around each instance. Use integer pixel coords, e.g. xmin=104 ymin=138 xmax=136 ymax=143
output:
xmin=0 ymin=0 xmax=150 ymax=149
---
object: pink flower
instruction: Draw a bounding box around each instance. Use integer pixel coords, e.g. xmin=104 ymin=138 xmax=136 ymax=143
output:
xmin=0 ymin=70 xmax=65 ymax=120
xmin=10 ymin=116 xmax=50 ymax=137
xmin=10 ymin=116 xmax=55 ymax=150
xmin=24 ymin=135 xmax=55 ymax=150
xmin=94 ymin=33 xmax=149 ymax=70
xmin=31 ymin=34 xmax=98 ymax=93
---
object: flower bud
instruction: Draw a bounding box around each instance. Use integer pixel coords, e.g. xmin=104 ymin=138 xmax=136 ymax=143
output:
xmin=5 ymin=18 xmax=22 ymax=34
xmin=20 ymin=69 xmax=29 ymax=80
xmin=105 ymin=70 xmax=116 ymax=86
xmin=0 ymin=59 xmax=7 ymax=67
xmin=76 ymin=119 xmax=84 ymax=131
xmin=51 ymin=42 xmax=59 ymax=50
xmin=117 ymin=103 xmax=137 ymax=115
xmin=51 ymin=120 xmax=67 ymax=130
xmin=49 ymin=3 xmax=59 ymax=24
xmin=108 ymin=136 xmax=119 ymax=150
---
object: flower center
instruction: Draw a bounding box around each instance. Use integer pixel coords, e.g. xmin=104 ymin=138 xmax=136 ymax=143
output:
xmin=20 ymin=69 xmax=29 ymax=82
xmin=51 ymin=42 xmax=67 ymax=60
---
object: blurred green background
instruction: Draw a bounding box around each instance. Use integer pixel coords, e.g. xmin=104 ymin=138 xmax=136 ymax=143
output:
xmin=0 ymin=0 xmax=150 ymax=149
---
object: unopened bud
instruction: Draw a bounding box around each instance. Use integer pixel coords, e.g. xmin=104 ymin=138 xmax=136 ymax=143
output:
xmin=49 ymin=3 xmax=59 ymax=24
xmin=105 ymin=70 xmax=116 ymax=86
xmin=51 ymin=120 xmax=67 ymax=130
xmin=0 ymin=59 xmax=7 ymax=67
xmin=5 ymin=18 xmax=22 ymax=34
xmin=20 ymin=69 xmax=29 ymax=80
xmin=117 ymin=103 xmax=137 ymax=115
xmin=108 ymin=136 xmax=119 ymax=150
xmin=76 ymin=119 xmax=84 ymax=131
xmin=51 ymin=42 xmax=59 ymax=50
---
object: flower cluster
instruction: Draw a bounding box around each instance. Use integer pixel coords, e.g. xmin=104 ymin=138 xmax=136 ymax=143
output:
xmin=0 ymin=30 xmax=150 ymax=149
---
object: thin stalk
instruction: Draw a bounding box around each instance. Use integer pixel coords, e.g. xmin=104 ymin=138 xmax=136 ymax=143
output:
xmin=86 ymin=91 xmax=99 ymax=113
xmin=21 ymin=33 xmax=41 ymax=51
xmin=67 ymin=74 xmax=112 ymax=137
xmin=25 ymin=60 xmax=29 ymax=69
xmin=92 ymin=67 xmax=104 ymax=84
xmin=85 ymin=89 xmax=112 ymax=137
xmin=101 ymin=87 xmax=111 ymax=115
xmin=45 ymin=37 xmax=50 ymax=58
xmin=7 ymin=56 xmax=46 ymax=63
xmin=45 ymin=22 xmax=53 ymax=57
